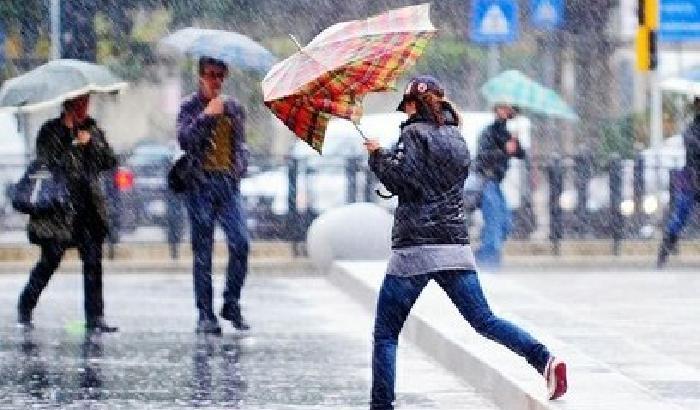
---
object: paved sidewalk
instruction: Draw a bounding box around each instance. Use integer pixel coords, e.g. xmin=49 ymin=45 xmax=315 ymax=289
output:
xmin=331 ymin=262 xmax=700 ymax=410
xmin=0 ymin=273 xmax=497 ymax=410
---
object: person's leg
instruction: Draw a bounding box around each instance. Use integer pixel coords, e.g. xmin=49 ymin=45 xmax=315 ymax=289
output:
xmin=18 ymin=243 xmax=65 ymax=323
xmin=186 ymin=183 xmax=217 ymax=323
xmin=217 ymin=176 xmax=250 ymax=329
xmin=76 ymin=226 xmax=115 ymax=331
xmin=659 ymin=190 xmax=694 ymax=267
xmin=371 ymin=275 xmax=429 ymax=410
xmin=477 ymin=181 xmax=504 ymax=266
xmin=434 ymin=271 xmax=550 ymax=373
xmin=497 ymin=185 xmax=511 ymax=242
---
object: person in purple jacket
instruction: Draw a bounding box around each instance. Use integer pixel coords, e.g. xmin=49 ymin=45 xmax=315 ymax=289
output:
xmin=177 ymin=56 xmax=250 ymax=336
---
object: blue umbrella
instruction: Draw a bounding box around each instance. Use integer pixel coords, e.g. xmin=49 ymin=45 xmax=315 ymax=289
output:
xmin=159 ymin=28 xmax=277 ymax=73
xmin=0 ymin=59 xmax=128 ymax=112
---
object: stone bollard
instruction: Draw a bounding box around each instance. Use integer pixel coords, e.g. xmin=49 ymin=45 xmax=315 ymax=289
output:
xmin=306 ymin=202 xmax=393 ymax=271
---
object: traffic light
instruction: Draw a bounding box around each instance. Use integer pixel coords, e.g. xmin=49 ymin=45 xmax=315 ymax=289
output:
xmin=636 ymin=0 xmax=658 ymax=71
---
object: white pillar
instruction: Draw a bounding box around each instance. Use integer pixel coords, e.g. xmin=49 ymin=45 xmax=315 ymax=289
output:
xmin=650 ymin=69 xmax=663 ymax=152
xmin=50 ymin=0 xmax=61 ymax=60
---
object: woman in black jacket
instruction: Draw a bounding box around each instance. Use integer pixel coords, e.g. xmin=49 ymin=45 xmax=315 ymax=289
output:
xmin=363 ymin=76 xmax=566 ymax=410
xmin=17 ymin=94 xmax=118 ymax=333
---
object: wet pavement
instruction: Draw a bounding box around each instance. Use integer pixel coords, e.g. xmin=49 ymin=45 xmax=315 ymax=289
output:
xmin=0 ymin=273 xmax=497 ymax=410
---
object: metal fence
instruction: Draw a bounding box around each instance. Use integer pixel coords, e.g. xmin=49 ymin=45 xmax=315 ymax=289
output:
xmin=0 ymin=152 xmax=697 ymax=258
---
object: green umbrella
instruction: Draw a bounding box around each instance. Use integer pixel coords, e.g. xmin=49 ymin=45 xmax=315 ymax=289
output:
xmin=481 ymin=70 xmax=577 ymax=120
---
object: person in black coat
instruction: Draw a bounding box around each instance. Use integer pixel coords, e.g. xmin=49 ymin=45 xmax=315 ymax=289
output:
xmin=363 ymin=76 xmax=567 ymax=409
xmin=17 ymin=94 xmax=119 ymax=333
xmin=472 ymin=102 xmax=525 ymax=268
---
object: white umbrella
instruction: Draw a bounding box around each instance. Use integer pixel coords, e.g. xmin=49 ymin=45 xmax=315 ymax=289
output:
xmin=0 ymin=59 xmax=128 ymax=112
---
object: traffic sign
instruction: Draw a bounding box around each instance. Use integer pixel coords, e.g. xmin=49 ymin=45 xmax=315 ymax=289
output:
xmin=659 ymin=0 xmax=700 ymax=42
xmin=530 ymin=0 xmax=564 ymax=30
xmin=470 ymin=0 xmax=519 ymax=44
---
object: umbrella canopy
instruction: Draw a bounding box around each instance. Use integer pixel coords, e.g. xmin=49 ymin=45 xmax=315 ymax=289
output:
xmin=0 ymin=59 xmax=128 ymax=112
xmin=262 ymin=3 xmax=436 ymax=153
xmin=660 ymin=66 xmax=700 ymax=95
xmin=481 ymin=70 xmax=577 ymax=120
xmin=159 ymin=28 xmax=277 ymax=73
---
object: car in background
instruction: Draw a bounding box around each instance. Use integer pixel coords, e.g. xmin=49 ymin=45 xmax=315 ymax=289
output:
xmin=110 ymin=141 xmax=182 ymax=233
xmin=241 ymin=111 xmax=535 ymax=239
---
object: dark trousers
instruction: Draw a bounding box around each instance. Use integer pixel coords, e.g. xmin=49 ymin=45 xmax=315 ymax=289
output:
xmin=18 ymin=228 xmax=105 ymax=322
xmin=370 ymin=271 xmax=550 ymax=410
xmin=186 ymin=173 xmax=249 ymax=321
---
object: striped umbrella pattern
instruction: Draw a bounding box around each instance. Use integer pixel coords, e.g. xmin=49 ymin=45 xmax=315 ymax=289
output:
xmin=262 ymin=3 xmax=436 ymax=153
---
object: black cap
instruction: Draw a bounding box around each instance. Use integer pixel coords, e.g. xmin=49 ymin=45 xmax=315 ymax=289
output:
xmin=396 ymin=75 xmax=444 ymax=111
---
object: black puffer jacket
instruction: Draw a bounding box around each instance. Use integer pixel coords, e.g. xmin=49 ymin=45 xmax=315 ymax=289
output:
xmin=27 ymin=116 xmax=117 ymax=245
xmin=369 ymin=103 xmax=470 ymax=249
xmin=473 ymin=118 xmax=525 ymax=183
xmin=684 ymin=115 xmax=700 ymax=199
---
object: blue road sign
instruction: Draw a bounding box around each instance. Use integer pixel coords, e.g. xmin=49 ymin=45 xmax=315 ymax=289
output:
xmin=660 ymin=0 xmax=700 ymax=42
xmin=530 ymin=0 xmax=564 ymax=30
xmin=470 ymin=0 xmax=519 ymax=44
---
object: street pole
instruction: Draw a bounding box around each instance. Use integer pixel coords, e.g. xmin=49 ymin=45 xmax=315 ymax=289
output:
xmin=650 ymin=69 xmax=663 ymax=153
xmin=488 ymin=44 xmax=500 ymax=78
xmin=50 ymin=0 xmax=61 ymax=60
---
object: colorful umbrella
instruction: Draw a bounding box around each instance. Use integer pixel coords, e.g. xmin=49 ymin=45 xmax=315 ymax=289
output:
xmin=0 ymin=59 xmax=128 ymax=112
xmin=158 ymin=28 xmax=277 ymax=73
xmin=481 ymin=70 xmax=577 ymax=120
xmin=262 ymin=3 xmax=436 ymax=153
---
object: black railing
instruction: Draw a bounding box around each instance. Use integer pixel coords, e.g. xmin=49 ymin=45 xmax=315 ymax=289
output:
xmin=0 ymin=152 xmax=698 ymax=259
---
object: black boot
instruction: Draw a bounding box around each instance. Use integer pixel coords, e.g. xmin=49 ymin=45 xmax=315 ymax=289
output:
xmin=657 ymin=233 xmax=678 ymax=269
xmin=196 ymin=318 xmax=222 ymax=336
xmin=221 ymin=303 xmax=250 ymax=331
xmin=86 ymin=317 xmax=119 ymax=333
xmin=17 ymin=308 xmax=33 ymax=329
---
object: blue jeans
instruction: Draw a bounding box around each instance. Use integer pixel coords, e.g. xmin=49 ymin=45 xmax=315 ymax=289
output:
xmin=186 ymin=173 xmax=249 ymax=321
xmin=476 ymin=180 xmax=511 ymax=267
xmin=370 ymin=271 xmax=550 ymax=410
xmin=666 ymin=188 xmax=696 ymax=237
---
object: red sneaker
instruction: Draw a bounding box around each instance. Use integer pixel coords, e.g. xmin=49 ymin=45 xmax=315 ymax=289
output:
xmin=545 ymin=357 xmax=567 ymax=400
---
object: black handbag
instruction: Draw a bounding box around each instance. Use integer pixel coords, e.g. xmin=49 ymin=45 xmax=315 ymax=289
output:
xmin=12 ymin=160 xmax=72 ymax=216
xmin=168 ymin=154 xmax=203 ymax=193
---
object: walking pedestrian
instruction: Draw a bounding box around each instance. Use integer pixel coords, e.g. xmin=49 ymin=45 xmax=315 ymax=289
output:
xmin=658 ymin=96 xmax=700 ymax=268
xmin=473 ymin=102 xmax=525 ymax=268
xmin=17 ymin=94 xmax=119 ymax=333
xmin=363 ymin=75 xmax=566 ymax=410
xmin=177 ymin=56 xmax=250 ymax=335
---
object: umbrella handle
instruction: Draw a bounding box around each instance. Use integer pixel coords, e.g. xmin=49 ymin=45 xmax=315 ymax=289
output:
xmin=289 ymin=34 xmax=304 ymax=51
xmin=352 ymin=122 xmax=369 ymax=141
xmin=289 ymin=34 xmax=368 ymax=142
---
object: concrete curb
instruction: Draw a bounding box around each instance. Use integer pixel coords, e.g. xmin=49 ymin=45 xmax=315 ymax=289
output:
xmin=329 ymin=261 xmax=686 ymax=410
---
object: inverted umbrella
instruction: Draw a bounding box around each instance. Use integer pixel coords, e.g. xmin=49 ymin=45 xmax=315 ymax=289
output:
xmin=159 ymin=28 xmax=277 ymax=73
xmin=262 ymin=3 xmax=436 ymax=153
xmin=481 ymin=70 xmax=577 ymax=120
xmin=0 ymin=59 xmax=128 ymax=112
